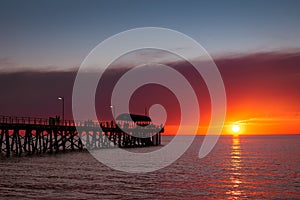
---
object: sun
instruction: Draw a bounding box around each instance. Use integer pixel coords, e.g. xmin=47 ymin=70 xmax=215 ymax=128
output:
xmin=231 ymin=124 xmax=241 ymax=134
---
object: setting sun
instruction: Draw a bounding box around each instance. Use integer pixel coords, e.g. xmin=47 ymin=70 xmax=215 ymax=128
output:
xmin=232 ymin=124 xmax=241 ymax=134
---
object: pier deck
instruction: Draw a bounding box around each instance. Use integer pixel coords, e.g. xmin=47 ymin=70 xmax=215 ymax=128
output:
xmin=0 ymin=115 xmax=163 ymax=157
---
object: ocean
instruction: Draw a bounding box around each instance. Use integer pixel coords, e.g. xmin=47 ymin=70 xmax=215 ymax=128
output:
xmin=0 ymin=135 xmax=299 ymax=199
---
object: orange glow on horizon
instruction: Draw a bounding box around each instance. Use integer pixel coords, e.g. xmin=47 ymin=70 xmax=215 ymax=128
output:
xmin=163 ymin=115 xmax=300 ymax=135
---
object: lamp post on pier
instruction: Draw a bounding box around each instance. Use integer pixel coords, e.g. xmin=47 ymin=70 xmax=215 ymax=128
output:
xmin=110 ymin=105 xmax=115 ymax=119
xmin=58 ymin=96 xmax=65 ymax=124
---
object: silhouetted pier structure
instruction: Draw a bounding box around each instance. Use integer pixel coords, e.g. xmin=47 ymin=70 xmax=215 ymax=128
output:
xmin=0 ymin=114 xmax=163 ymax=157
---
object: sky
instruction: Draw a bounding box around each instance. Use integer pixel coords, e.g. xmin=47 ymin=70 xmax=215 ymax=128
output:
xmin=1 ymin=0 xmax=300 ymax=70
xmin=0 ymin=0 xmax=300 ymax=135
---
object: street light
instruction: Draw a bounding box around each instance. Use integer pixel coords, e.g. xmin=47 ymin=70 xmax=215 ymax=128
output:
xmin=58 ymin=96 xmax=64 ymax=124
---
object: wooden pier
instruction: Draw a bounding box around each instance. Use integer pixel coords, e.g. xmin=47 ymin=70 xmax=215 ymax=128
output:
xmin=0 ymin=114 xmax=163 ymax=157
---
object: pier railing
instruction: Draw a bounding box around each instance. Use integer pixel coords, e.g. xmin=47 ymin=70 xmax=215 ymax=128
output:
xmin=0 ymin=115 xmax=163 ymax=130
xmin=0 ymin=115 xmax=98 ymax=127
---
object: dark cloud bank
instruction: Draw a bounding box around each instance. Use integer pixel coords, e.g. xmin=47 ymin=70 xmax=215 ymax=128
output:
xmin=0 ymin=51 xmax=299 ymax=126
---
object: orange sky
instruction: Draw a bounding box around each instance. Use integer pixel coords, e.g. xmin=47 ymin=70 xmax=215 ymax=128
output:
xmin=149 ymin=52 xmax=300 ymax=135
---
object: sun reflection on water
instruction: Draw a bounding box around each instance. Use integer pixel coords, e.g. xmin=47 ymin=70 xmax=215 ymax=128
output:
xmin=226 ymin=136 xmax=244 ymax=199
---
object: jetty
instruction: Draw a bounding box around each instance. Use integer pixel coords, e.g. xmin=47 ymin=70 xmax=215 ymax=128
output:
xmin=0 ymin=114 xmax=163 ymax=157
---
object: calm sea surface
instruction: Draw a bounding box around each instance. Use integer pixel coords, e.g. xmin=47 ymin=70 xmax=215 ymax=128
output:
xmin=0 ymin=135 xmax=299 ymax=199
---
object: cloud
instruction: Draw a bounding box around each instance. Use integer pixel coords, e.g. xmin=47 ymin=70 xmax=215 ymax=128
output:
xmin=0 ymin=57 xmax=78 ymax=73
xmin=234 ymin=116 xmax=300 ymax=126
xmin=0 ymin=57 xmax=19 ymax=72
xmin=0 ymin=50 xmax=299 ymax=135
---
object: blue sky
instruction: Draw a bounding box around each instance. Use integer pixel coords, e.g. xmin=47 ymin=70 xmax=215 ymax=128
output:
xmin=1 ymin=0 xmax=300 ymax=71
